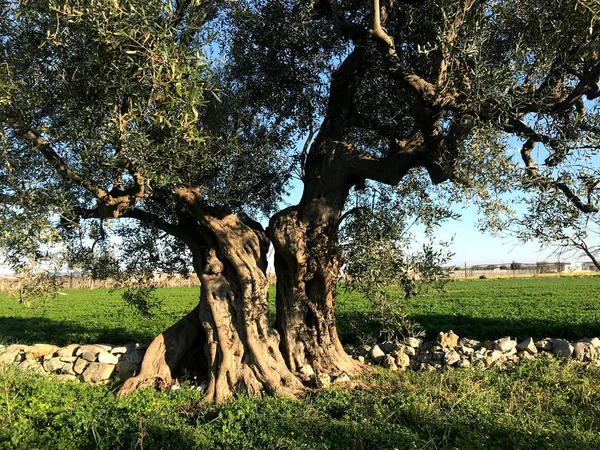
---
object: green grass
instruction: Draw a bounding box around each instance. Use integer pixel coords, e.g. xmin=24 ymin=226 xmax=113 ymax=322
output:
xmin=2 ymin=276 xmax=600 ymax=347
xmin=1 ymin=356 xmax=599 ymax=449
xmin=0 ymin=287 xmax=199 ymax=346
xmin=336 ymin=276 xmax=600 ymax=343
xmin=2 ymin=276 xmax=600 ymax=449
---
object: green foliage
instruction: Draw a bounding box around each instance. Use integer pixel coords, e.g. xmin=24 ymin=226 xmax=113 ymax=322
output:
xmin=340 ymin=181 xmax=455 ymax=340
xmin=1 ymin=353 xmax=600 ymax=449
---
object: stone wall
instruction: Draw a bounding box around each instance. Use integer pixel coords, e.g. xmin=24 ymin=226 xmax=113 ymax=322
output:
xmin=350 ymin=331 xmax=600 ymax=372
xmin=0 ymin=343 xmax=147 ymax=384
xmin=2 ymin=332 xmax=600 ymax=387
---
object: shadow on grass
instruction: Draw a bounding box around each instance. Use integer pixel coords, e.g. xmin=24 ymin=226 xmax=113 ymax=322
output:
xmin=336 ymin=311 xmax=600 ymax=344
xmin=0 ymin=316 xmax=157 ymax=347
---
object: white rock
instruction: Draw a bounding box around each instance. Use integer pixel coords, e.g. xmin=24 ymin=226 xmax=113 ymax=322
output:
xmin=81 ymin=362 xmax=115 ymax=383
xmin=573 ymin=342 xmax=596 ymax=362
xmin=370 ymin=345 xmax=385 ymax=364
xmin=457 ymin=358 xmax=471 ymax=369
xmin=57 ymin=344 xmax=80 ymax=358
xmin=395 ymin=352 xmax=411 ymax=367
xmin=97 ymin=352 xmax=119 ymax=364
xmin=404 ymin=337 xmax=422 ymax=348
xmin=581 ymin=337 xmax=600 ymax=349
xmin=299 ymin=365 xmax=315 ymax=378
xmin=444 ymin=350 xmax=461 ymax=366
xmin=333 ymin=373 xmax=351 ymax=383
xmin=382 ymin=355 xmax=398 ymax=371
xmin=516 ymin=337 xmax=537 ymax=355
xmin=73 ymin=358 xmax=89 ymax=375
xmin=110 ymin=346 xmax=128 ymax=355
xmin=493 ymin=337 xmax=516 ymax=352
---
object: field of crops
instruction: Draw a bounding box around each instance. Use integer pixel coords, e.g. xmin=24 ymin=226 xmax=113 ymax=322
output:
xmin=1 ymin=275 xmax=600 ymax=449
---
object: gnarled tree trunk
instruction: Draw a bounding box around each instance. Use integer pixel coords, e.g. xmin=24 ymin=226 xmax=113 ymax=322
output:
xmin=270 ymin=141 xmax=362 ymax=378
xmin=120 ymin=194 xmax=301 ymax=401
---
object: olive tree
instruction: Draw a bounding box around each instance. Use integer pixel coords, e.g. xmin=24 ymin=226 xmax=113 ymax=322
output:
xmin=1 ymin=0 xmax=599 ymax=400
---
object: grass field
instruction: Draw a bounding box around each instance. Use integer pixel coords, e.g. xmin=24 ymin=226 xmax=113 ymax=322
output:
xmin=2 ymin=276 xmax=600 ymax=346
xmin=1 ymin=276 xmax=600 ymax=449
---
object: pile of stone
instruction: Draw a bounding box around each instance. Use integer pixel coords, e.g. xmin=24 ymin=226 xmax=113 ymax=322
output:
xmin=0 ymin=342 xmax=147 ymax=384
xmin=350 ymin=331 xmax=600 ymax=372
xmin=2 ymin=331 xmax=600 ymax=386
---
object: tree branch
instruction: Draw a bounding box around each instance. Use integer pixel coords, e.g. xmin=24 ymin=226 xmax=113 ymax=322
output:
xmin=369 ymin=0 xmax=436 ymax=99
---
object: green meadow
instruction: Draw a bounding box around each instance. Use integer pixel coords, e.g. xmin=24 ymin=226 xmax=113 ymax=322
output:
xmin=1 ymin=276 xmax=600 ymax=449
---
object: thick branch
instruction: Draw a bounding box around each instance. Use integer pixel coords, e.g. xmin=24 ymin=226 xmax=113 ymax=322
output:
xmin=369 ymin=0 xmax=436 ymax=99
xmin=23 ymin=131 xmax=109 ymax=200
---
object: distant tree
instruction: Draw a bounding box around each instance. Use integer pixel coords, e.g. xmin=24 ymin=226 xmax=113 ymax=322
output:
xmin=510 ymin=262 xmax=523 ymax=270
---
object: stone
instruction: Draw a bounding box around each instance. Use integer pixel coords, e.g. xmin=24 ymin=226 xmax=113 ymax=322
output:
xmin=370 ymin=345 xmax=385 ymax=364
xmin=73 ymin=358 xmax=89 ymax=375
xmin=95 ymin=344 xmax=113 ymax=352
xmin=299 ymin=365 xmax=315 ymax=379
xmin=81 ymin=362 xmax=116 ymax=383
xmin=535 ymin=338 xmax=553 ymax=351
xmin=458 ymin=345 xmax=474 ymax=355
xmin=402 ymin=346 xmax=416 ymax=357
xmin=404 ymin=337 xmax=422 ymax=348
xmin=333 ymin=373 xmax=351 ymax=383
xmin=25 ymin=344 xmax=58 ymax=360
xmin=80 ymin=350 xmax=97 ymax=362
xmin=574 ymin=342 xmax=596 ymax=362
xmin=110 ymin=346 xmax=128 ymax=355
xmin=18 ymin=359 xmax=45 ymax=375
xmin=353 ymin=345 xmax=371 ymax=357
xmin=97 ymin=351 xmax=119 ymax=365
xmin=437 ymin=331 xmax=459 ymax=349
xmin=316 ymin=373 xmax=331 ymax=389
xmin=56 ymin=344 xmax=80 ymax=358
xmin=516 ymin=337 xmax=537 ymax=355
xmin=126 ymin=350 xmax=145 ymax=364
xmin=581 ymin=337 xmax=600 ymax=349
xmin=431 ymin=350 xmax=445 ymax=361
xmin=395 ymin=352 xmax=411 ymax=367
xmin=484 ymin=351 xmax=504 ymax=367
xmin=0 ymin=346 xmax=25 ymax=365
xmin=114 ymin=360 xmax=138 ymax=379
xmin=59 ymin=356 xmax=78 ymax=363
xmin=428 ymin=361 xmax=442 ymax=370
xmin=357 ymin=355 xmax=365 ymax=363
xmin=382 ymin=355 xmax=398 ymax=371
xmin=417 ymin=353 xmax=431 ymax=363
xmin=444 ymin=349 xmax=461 ymax=366
xmin=43 ymin=357 xmax=67 ymax=373
xmin=552 ymin=339 xmax=574 ymax=358
xmin=380 ymin=341 xmax=400 ymax=354
xmin=61 ymin=363 xmax=76 ymax=375
xmin=457 ymin=358 xmax=471 ymax=369
xmin=517 ymin=351 xmax=536 ymax=360
xmin=483 ymin=340 xmax=494 ymax=351
xmin=493 ymin=337 xmax=516 ymax=352
xmin=458 ymin=337 xmax=481 ymax=349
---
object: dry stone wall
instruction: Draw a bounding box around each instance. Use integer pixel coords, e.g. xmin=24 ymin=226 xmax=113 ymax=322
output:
xmin=0 ymin=342 xmax=147 ymax=384
xmin=2 ymin=331 xmax=600 ymax=387
xmin=349 ymin=331 xmax=600 ymax=373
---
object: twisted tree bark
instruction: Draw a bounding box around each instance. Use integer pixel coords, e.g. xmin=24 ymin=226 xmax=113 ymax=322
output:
xmin=119 ymin=192 xmax=301 ymax=400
